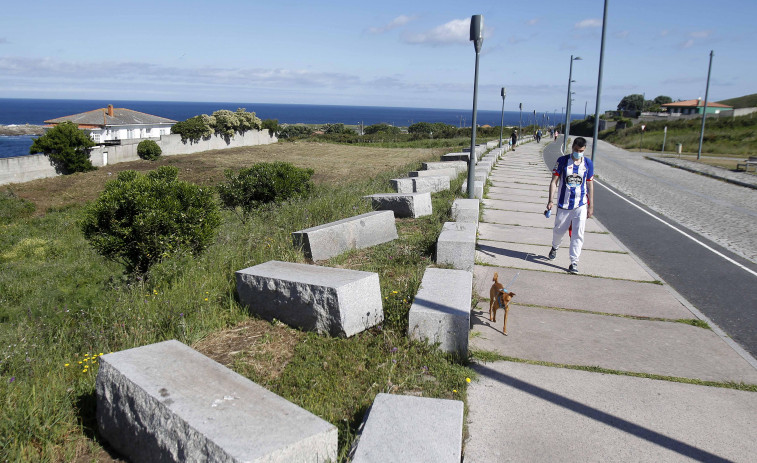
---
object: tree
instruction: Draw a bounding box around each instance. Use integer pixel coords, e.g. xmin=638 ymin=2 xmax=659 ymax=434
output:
xmin=617 ymin=94 xmax=645 ymax=112
xmin=81 ymin=166 xmax=220 ymax=274
xmin=364 ymin=123 xmax=400 ymax=135
xmin=29 ymin=121 xmax=96 ymax=174
xmin=171 ymin=115 xmax=214 ymax=143
xmin=654 ymin=95 xmax=673 ymax=106
xmin=408 ymin=122 xmax=433 ymax=135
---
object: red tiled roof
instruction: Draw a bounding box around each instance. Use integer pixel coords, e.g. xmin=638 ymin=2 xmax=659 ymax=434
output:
xmin=661 ymin=99 xmax=732 ymax=108
xmin=44 ymin=107 xmax=176 ymax=127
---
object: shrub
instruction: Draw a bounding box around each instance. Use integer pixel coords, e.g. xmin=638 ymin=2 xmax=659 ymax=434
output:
xmin=137 ymin=139 xmax=162 ymax=160
xmin=217 ymin=162 xmax=315 ymax=222
xmin=81 ymin=166 xmax=221 ymax=274
xmin=261 ymin=118 xmax=280 ymax=136
xmin=279 ymin=124 xmax=313 ymax=139
xmin=29 ymin=121 xmax=96 ymax=174
xmin=171 ymin=115 xmax=214 ymax=143
xmin=364 ymin=123 xmax=400 ymax=135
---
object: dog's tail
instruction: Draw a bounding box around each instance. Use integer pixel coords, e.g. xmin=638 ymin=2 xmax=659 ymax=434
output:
xmin=492 ymin=272 xmax=499 ymax=283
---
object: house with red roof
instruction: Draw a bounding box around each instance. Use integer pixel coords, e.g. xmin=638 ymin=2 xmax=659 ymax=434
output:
xmin=661 ymin=99 xmax=733 ymax=116
xmin=44 ymin=104 xmax=176 ymax=144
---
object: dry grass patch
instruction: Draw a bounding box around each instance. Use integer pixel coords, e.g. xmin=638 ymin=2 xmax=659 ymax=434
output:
xmin=192 ymin=318 xmax=305 ymax=386
xmin=6 ymin=141 xmax=448 ymax=214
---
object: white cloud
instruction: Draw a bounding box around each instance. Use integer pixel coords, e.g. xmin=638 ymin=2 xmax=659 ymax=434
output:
xmin=679 ymin=39 xmax=695 ymax=49
xmin=689 ymin=30 xmax=712 ymax=38
xmin=368 ymin=15 xmax=415 ymax=34
xmin=527 ymin=18 xmax=539 ymax=26
xmin=660 ymin=29 xmax=670 ymax=37
xmin=402 ymin=17 xmax=484 ymax=45
xmin=575 ymin=18 xmax=602 ymax=29
xmin=615 ymin=30 xmax=629 ymax=39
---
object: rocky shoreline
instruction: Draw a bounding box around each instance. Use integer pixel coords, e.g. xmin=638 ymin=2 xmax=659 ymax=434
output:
xmin=0 ymin=124 xmax=45 ymax=136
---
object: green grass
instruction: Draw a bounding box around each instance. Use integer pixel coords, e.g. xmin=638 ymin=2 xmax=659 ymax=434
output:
xmin=0 ymin=158 xmax=475 ymax=461
xmin=601 ymin=113 xmax=757 ymax=156
xmin=717 ymin=93 xmax=757 ymax=109
xmin=469 ymin=351 xmax=757 ymax=392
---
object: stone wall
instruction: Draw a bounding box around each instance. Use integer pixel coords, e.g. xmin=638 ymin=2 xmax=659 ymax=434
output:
xmin=0 ymin=129 xmax=277 ymax=186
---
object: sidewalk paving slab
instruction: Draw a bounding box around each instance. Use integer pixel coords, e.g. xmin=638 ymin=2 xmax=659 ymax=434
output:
xmin=464 ymin=361 xmax=757 ymax=463
xmin=476 ymin=240 xmax=654 ymax=281
xmin=490 ymin=180 xmax=545 ymax=191
xmin=472 ymin=266 xmax=693 ymax=319
xmin=470 ymin=303 xmax=757 ymax=383
xmin=486 ymin=191 xmax=548 ymax=202
xmin=482 ymin=209 xmax=605 ymax=232
xmin=477 ymin=223 xmax=621 ymax=252
xmin=482 ymin=199 xmax=554 ymax=214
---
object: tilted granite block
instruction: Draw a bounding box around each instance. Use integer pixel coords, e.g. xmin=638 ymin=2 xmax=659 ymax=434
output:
xmin=461 ymin=181 xmax=484 ymax=199
xmin=408 ymin=267 xmax=473 ymax=357
xmin=441 ymin=152 xmax=469 ymax=162
xmin=477 ymin=160 xmax=492 ymax=173
xmin=292 ymin=210 xmax=398 ymax=261
xmin=436 ymin=221 xmax=477 ymax=271
xmin=364 ymin=192 xmax=432 ymax=218
xmin=486 ymin=140 xmax=499 ymax=149
xmin=408 ymin=167 xmax=458 ymax=180
xmin=391 ymin=176 xmax=449 ymax=194
xmin=475 ymin=166 xmax=490 ymax=177
xmin=474 ymin=172 xmax=487 ymax=182
xmin=97 ymin=340 xmax=337 ymax=463
xmin=423 ymin=160 xmax=467 ymax=174
xmin=236 ymin=260 xmax=383 ymax=336
xmin=351 ymin=393 xmax=463 ymax=463
xmin=451 ymin=198 xmax=480 ymax=224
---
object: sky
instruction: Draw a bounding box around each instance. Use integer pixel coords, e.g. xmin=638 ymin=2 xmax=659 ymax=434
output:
xmin=1 ymin=0 xmax=755 ymax=114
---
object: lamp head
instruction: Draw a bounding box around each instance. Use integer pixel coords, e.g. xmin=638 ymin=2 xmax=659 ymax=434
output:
xmin=470 ymin=15 xmax=483 ymax=53
xmin=501 ymin=87 xmax=506 ymax=98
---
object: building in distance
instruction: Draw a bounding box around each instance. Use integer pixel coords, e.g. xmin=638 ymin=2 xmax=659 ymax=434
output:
xmin=44 ymin=104 xmax=176 ymax=144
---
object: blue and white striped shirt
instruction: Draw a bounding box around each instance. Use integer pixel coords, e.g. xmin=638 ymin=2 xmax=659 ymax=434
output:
xmin=552 ymin=155 xmax=594 ymax=210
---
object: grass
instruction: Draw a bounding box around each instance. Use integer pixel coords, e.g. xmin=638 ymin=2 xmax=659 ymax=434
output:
xmin=0 ymin=141 xmax=475 ymax=461
xmin=469 ymin=351 xmax=757 ymax=392
xmin=601 ymin=113 xmax=757 ymax=158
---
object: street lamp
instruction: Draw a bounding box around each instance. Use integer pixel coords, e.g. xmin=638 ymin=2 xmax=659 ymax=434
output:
xmin=563 ymin=55 xmax=582 ymax=154
xmin=499 ymin=87 xmax=506 ymax=148
xmin=467 ymin=14 xmax=483 ymax=199
xmin=697 ymin=50 xmax=714 ymax=160
xmin=518 ymin=103 xmax=522 ymax=144
xmin=591 ymin=0 xmax=608 ymax=163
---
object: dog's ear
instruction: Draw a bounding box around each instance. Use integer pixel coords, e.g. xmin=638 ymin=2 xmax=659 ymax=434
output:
xmin=509 ymin=292 xmax=516 ymax=297
xmin=492 ymin=272 xmax=499 ymax=282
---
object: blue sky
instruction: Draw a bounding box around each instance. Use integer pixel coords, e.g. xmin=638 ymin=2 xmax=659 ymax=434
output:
xmin=1 ymin=0 xmax=754 ymax=113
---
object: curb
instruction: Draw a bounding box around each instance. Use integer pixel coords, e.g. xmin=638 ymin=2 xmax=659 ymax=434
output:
xmin=645 ymin=156 xmax=757 ymax=190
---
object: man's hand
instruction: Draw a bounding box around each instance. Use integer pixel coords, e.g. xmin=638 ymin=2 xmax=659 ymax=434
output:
xmin=587 ymin=205 xmax=594 ymax=218
xmin=547 ymin=200 xmax=553 ymax=210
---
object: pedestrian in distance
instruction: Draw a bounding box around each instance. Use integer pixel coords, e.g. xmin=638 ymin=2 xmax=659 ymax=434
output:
xmin=546 ymin=136 xmax=594 ymax=274
xmin=511 ymin=130 xmax=518 ymax=151
xmin=536 ymin=129 xmax=542 ymax=143
xmin=554 ymin=130 xmax=559 ymax=141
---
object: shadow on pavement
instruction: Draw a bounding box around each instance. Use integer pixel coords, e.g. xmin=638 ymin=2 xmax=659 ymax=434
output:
xmin=477 ymin=243 xmax=566 ymax=272
xmin=472 ymin=363 xmax=733 ymax=463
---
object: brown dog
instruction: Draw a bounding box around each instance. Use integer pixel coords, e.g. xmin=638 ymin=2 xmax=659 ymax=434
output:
xmin=489 ymin=272 xmax=516 ymax=335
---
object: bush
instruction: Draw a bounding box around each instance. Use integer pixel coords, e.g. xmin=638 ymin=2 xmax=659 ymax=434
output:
xmin=279 ymin=124 xmax=314 ymax=139
xmin=0 ymin=191 xmax=35 ymax=222
xmin=261 ymin=119 xmax=280 ymax=136
xmin=217 ymin=162 xmax=314 ymax=222
xmin=137 ymin=139 xmax=162 ymax=160
xmin=364 ymin=123 xmax=400 ymax=135
xmin=171 ymin=115 xmax=214 ymax=143
xmin=81 ymin=166 xmax=221 ymax=274
xmin=29 ymin=121 xmax=96 ymax=174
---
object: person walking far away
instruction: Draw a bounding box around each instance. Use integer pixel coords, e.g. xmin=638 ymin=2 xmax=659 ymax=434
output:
xmin=536 ymin=129 xmax=542 ymax=143
xmin=554 ymin=130 xmax=559 ymax=141
xmin=546 ymin=136 xmax=594 ymax=274
xmin=511 ymin=130 xmax=518 ymax=151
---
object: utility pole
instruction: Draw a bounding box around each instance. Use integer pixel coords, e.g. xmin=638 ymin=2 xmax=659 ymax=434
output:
xmin=467 ymin=15 xmax=484 ymax=199
xmin=591 ymin=0 xmax=609 ymax=163
xmin=697 ymin=50 xmax=714 ymax=160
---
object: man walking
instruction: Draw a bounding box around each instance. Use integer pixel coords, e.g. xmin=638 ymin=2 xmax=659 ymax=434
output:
xmin=510 ymin=130 xmax=518 ymax=151
xmin=546 ymin=137 xmax=594 ymax=274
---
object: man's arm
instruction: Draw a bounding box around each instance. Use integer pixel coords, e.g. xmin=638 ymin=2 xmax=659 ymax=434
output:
xmin=547 ymin=175 xmax=559 ymax=210
xmin=587 ymin=180 xmax=594 ymax=218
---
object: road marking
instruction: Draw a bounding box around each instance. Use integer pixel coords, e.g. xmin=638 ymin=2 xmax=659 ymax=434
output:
xmin=596 ymin=179 xmax=757 ymax=279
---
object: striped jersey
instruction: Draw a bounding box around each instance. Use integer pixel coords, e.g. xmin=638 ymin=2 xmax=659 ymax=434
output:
xmin=552 ymin=155 xmax=594 ymax=209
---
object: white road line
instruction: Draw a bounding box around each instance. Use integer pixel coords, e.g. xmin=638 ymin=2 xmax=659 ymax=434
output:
xmin=596 ymin=179 xmax=757 ymax=279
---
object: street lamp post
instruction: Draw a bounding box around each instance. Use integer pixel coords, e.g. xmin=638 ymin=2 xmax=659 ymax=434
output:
xmin=518 ymin=103 xmax=522 ymax=145
xmin=697 ymin=50 xmax=714 ymax=160
xmin=591 ymin=0 xmax=608 ymax=163
xmin=563 ymin=55 xmax=582 ymax=154
xmin=499 ymin=87 xmax=506 ymax=148
xmin=467 ymin=14 xmax=484 ymax=199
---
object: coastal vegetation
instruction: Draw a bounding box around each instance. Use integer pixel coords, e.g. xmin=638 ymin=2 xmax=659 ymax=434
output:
xmin=136 ymin=139 xmax=162 ymax=160
xmin=0 ymin=141 xmax=474 ymax=461
xmin=28 ymin=121 xmax=96 ymax=174
xmin=170 ymin=108 xmax=263 ymax=142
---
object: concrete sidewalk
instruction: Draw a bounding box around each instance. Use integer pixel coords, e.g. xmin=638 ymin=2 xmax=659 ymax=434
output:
xmin=464 ymin=140 xmax=757 ymax=462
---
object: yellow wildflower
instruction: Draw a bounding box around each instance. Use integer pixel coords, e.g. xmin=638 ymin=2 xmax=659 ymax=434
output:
xmin=466 ymin=377 xmax=471 ymax=383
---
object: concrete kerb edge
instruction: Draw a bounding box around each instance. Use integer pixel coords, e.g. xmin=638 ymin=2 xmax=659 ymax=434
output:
xmin=597 ymin=215 xmax=757 ymax=372
xmin=645 ymin=156 xmax=757 ymax=191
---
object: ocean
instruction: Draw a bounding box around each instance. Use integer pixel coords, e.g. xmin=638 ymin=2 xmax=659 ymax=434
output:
xmin=0 ymin=98 xmax=562 ymax=158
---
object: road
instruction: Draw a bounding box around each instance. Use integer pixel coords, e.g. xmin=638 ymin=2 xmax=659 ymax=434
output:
xmin=542 ymin=139 xmax=757 ymax=358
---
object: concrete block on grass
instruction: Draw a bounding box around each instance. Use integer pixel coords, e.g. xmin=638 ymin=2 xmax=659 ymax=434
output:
xmin=351 ymin=393 xmax=463 ymax=463
xmin=408 ymin=268 xmax=473 ymax=357
xmin=96 ymin=340 xmax=338 ymax=463
xmin=409 ymin=167 xmax=458 ymax=180
xmin=441 ymin=152 xmax=469 ymax=163
xmin=451 ymin=198 xmax=480 ymax=224
xmin=236 ymin=260 xmax=383 ymax=337
xmin=292 ymin=210 xmax=397 ymax=261
xmin=461 ymin=181 xmax=484 ymax=199
xmin=423 ymin=160 xmax=467 ymax=174
xmin=390 ymin=176 xmax=449 ymax=194
xmin=364 ymin=192 xmax=432 ymax=218
xmin=436 ymin=221 xmax=477 ymax=271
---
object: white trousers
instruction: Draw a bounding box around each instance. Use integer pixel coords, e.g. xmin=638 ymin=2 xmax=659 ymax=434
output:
xmin=552 ymin=205 xmax=587 ymax=265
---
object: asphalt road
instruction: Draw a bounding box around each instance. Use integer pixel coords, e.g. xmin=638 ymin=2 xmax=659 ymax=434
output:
xmin=542 ymin=140 xmax=757 ymax=359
